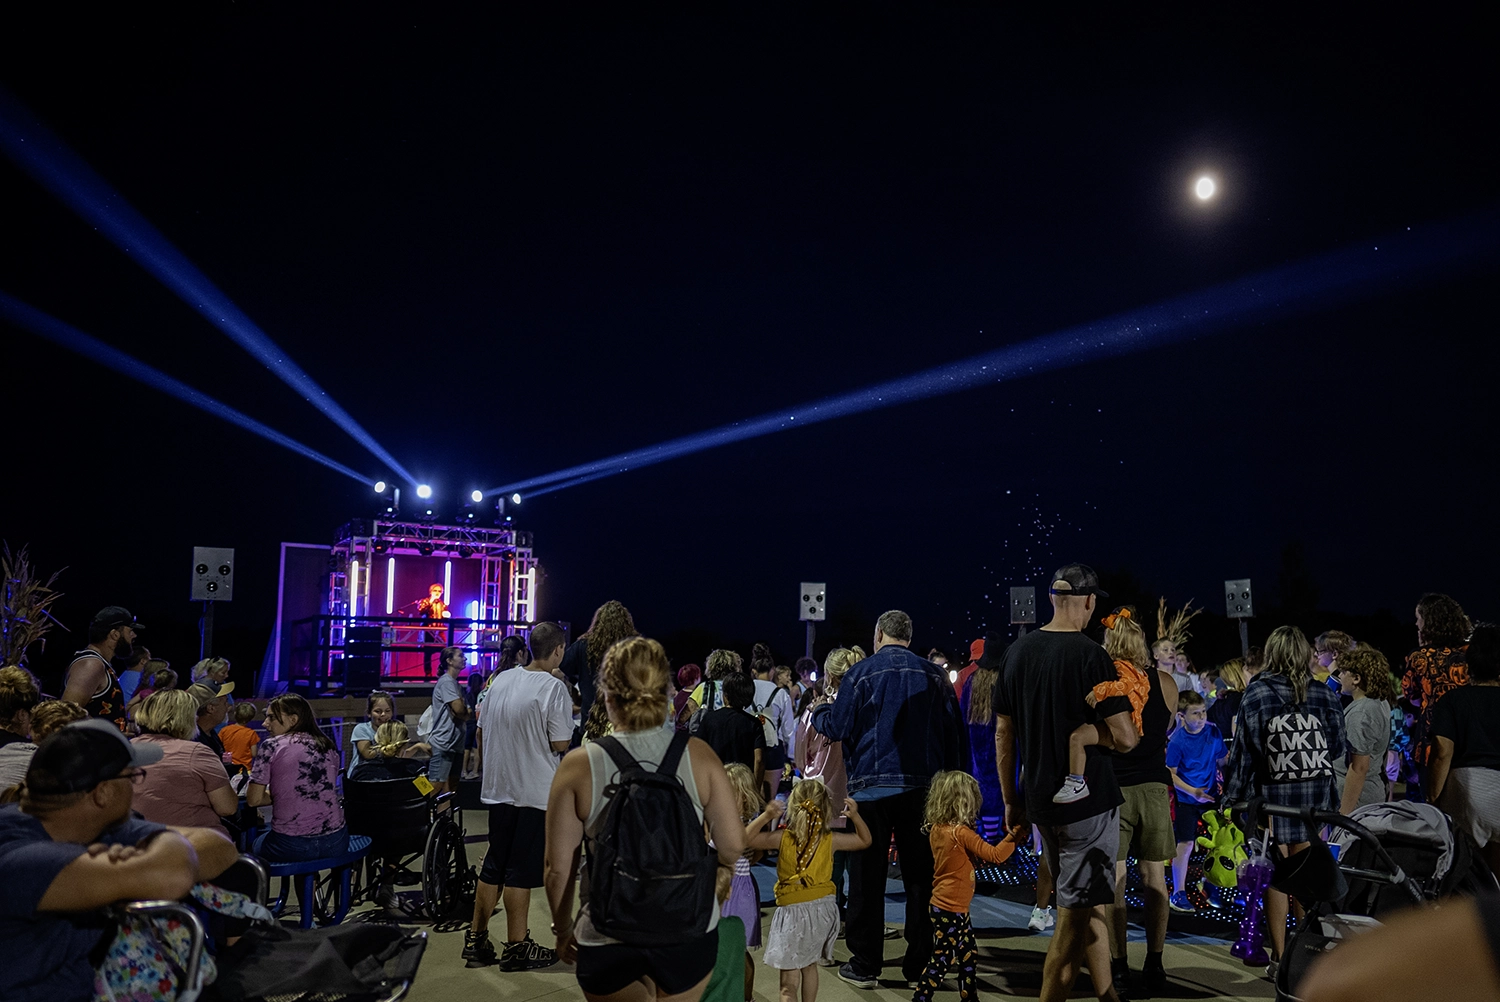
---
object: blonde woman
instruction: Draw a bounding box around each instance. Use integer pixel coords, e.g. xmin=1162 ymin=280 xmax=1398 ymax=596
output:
xmin=132 ymin=689 xmax=238 ymax=835
xmin=545 ymin=637 xmax=746 ymax=1002
xmin=0 ymin=666 xmax=42 ymax=792
xmin=1097 ymin=608 xmax=1179 ymax=992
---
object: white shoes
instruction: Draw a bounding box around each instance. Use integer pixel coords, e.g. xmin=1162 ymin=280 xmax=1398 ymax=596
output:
xmin=1028 ymin=905 xmax=1054 ymax=931
xmin=1052 ymin=777 xmax=1090 ymax=803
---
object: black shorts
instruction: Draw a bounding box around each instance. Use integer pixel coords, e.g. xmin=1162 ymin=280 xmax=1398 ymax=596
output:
xmin=576 ymin=928 xmax=719 ymax=997
xmin=479 ymin=803 xmax=546 ymax=888
xmin=1173 ymin=797 xmax=1208 ymax=844
xmin=762 ymin=743 xmax=787 ymax=772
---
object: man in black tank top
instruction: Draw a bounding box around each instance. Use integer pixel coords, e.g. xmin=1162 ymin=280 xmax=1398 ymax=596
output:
xmin=61 ymin=606 xmax=144 ymax=733
xmin=1108 ymin=661 xmax=1179 ymax=993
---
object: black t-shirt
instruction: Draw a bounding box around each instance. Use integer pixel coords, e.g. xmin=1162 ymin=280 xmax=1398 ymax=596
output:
xmin=1114 ymin=667 xmax=1172 ymax=788
xmin=994 ymin=629 xmax=1132 ymax=826
xmin=698 ymin=706 xmax=766 ymax=772
xmin=196 ymin=727 xmax=233 ymax=776
xmin=1208 ymin=689 xmax=1243 ymax=743
xmin=1430 ymin=685 xmax=1500 ymax=770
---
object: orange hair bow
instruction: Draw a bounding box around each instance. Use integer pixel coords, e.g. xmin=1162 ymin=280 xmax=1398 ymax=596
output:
xmin=1101 ymin=608 xmax=1132 ymax=630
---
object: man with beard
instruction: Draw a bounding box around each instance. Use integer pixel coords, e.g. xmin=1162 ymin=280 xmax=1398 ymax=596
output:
xmin=61 ymin=607 xmax=143 ymax=733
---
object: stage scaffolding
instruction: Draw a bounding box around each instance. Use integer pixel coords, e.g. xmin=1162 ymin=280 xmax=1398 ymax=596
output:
xmin=290 ymin=517 xmax=545 ymax=689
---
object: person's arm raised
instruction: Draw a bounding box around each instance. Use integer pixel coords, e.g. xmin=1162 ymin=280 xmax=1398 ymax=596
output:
xmin=37 ymin=830 xmax=198 ymax=912
xmin=829 ymin=798 xmax=872 ymax=852
xmin=744 ymin=798 xmax=784 ymax=852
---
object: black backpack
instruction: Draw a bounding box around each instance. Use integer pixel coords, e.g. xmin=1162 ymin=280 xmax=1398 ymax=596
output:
xmin=588 ymin=731 xmax=718 ymax=946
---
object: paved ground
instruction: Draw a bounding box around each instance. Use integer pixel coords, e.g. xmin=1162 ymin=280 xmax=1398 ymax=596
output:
xmin=334 ymin=814 xmax=1277 ymax=1001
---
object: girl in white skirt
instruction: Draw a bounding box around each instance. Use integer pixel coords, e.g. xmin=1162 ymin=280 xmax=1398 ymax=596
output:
xmin=747 ymin=777 xmax=872 ymax=1002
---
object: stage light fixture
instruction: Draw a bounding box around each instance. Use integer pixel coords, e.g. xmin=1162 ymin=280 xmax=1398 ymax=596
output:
xmin=417 ymin=541 xmax=435 ymax=557
xmin=416 ymin=484 xmax=433 ymax=500
xmin=511 ymin=493 xmax=522 ymax=505
xmin=374 ymin=482 xmax=400 ymax=517
xmin=470 ymin=490 xmax=483 ymax=503
xmin=458 ymin=545 xmax=474 ymax=559
xmin=373 ymin=538 xmax=390 ymax=554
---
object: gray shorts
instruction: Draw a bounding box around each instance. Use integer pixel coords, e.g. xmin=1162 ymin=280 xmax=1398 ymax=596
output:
xmin=1038 ymin=807 xmax=1121 ymax=909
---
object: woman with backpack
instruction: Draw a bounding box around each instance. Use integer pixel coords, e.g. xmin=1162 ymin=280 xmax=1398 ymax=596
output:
xmin=1224 ymin=625 xmax=1347 ymax=978
xmin=545 ymin=637 xmax=747 ymax=1002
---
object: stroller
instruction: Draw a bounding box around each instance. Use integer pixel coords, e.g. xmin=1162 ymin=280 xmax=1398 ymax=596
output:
xmin=1240 ymin=801 xmax=1497 ymax=1002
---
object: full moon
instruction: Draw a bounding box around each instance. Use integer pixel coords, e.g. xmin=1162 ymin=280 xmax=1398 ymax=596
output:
xmin=1195 ymin=176 xmax=1216 ymax=200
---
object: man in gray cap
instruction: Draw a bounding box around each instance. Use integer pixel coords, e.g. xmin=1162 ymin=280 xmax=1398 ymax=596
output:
xmin=0 ymin=719 xmax=238 ymax=1001
xmin=186 ymin=680 xmax=236 ymax=771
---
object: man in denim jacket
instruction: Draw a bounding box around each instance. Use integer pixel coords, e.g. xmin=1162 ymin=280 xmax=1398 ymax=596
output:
xmin=811 ymin=609 xmax=966 ymax=989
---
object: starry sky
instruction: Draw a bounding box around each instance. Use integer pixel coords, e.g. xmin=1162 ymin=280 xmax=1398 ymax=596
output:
xmin=2 ymin=6 xmax=1496 ymax=689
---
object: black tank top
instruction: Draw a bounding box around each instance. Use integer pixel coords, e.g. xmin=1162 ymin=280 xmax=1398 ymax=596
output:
xmin=1114 ymin=664 xmax=1171 ymax=787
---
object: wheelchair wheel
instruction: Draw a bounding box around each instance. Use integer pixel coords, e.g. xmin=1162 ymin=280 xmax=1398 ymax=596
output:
xmin=422 ymin=811 xmax=473 ymax=920
xmin=312 ymin=868 xmax=347 ymax=925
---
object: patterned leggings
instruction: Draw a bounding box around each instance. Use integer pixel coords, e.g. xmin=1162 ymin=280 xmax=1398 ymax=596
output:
xmin=912 ymin=906 xmax=978 ymax=1002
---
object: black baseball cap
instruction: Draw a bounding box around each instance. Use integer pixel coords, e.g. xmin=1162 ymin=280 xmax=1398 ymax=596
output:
xmin=24 ymin=718 xmax=164 ymax=796
xmin=91 ymin=606 xmax=146 ymax=631
xmin=1049 ymin=563 xmax=1109 ymax=599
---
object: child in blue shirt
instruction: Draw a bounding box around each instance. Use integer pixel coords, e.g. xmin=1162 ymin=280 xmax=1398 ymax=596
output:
xmin=1166 ymin=690 xmax=1227 ymax=912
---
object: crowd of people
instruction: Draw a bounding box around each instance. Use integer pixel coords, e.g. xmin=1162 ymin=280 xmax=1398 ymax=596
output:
xmin=1 ymin=576 xmax=1498 ymax=1002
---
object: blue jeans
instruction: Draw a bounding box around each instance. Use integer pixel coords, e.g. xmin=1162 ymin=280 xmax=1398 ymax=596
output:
xmin=253 ymin=826 xmax=350 ymax=863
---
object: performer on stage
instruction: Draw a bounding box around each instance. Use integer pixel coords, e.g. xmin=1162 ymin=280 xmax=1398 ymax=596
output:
xmin=419 ymin=583 xmax=451 ymax=676
xmin=418 ymin=583 xmax=449 ymax=620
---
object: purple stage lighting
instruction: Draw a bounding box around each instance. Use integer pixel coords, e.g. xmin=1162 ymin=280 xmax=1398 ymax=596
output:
xmin=490 ymin=210 xmax=1500 ymax=498
xmin=0 ymin=87 xmax=416 ymax=487
xmin=0 ymin=291 xmax=369 ymax=484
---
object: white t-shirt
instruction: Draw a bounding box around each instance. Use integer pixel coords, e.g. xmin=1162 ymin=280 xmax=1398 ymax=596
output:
xmin=479 ymin=668 xmax=575 ymax=810
xmin=751 ymin=678 xmax=793 ymax=748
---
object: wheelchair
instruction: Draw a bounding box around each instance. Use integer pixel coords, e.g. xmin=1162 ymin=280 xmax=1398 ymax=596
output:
xmin=344 ymin=777 xmax=476 ymax=921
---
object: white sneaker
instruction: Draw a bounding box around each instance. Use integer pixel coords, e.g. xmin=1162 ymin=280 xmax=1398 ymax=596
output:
xmin=1052 ymin=776 xmax=1090 ymax=803
xmin=1028 ymin=905 xmax=1054 ymax=931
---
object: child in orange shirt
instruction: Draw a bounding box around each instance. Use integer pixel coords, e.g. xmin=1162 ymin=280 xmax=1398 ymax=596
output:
xmin=218 ymin=701 xmax=262 ymax=771
xmin=915 ymin=771 xmax=1022 ymax=1002
xmin=1055 ymin=607 xmax=1153 ymax=804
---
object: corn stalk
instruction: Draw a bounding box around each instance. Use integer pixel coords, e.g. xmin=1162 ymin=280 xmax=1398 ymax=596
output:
xmin=1 ymin=543 xmax=66 ymax=666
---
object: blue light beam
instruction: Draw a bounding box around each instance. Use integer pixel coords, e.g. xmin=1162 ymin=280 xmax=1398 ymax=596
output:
xmin=0 ymin=291 xmax=369 ymax=484
xmin=490 ymin=211 xmax=1500 ymax=497
xmin=0 ymin=87 xmax=417 ymax=487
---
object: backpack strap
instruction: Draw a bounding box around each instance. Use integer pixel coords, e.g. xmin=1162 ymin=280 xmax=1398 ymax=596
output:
xmin=597 ymin=735 xmax=642 ymax=776
xmin=657 ymin=730 xmax=691 ymax=776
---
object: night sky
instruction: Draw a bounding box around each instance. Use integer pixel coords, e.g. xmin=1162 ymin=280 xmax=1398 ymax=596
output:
xmin=2 ymin=7 xmax=1496 ymax=692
